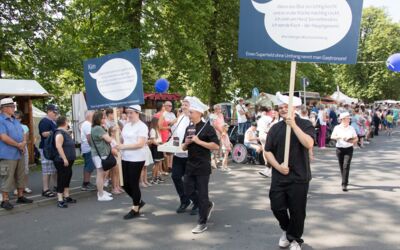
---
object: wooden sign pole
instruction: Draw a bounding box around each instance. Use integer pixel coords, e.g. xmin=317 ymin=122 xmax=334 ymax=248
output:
xmin=113 ymin=107 xmax=124 ymax=186
xmin=283 ymin=61 xmax=297 ymax=167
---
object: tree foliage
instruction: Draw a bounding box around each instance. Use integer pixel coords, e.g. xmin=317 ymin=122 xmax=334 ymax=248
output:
xmin=1 ymin=2 xmax=400 ymax=112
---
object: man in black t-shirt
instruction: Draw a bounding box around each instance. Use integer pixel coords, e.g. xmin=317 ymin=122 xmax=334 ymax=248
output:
xmin=264 ymin=92 xmax=314 ymax=250
xmin=182 ymin=97 xmax=219 ymax=234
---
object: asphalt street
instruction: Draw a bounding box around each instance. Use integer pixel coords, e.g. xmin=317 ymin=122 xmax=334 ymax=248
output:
xmin=0 ymin=130 xmax=399 ymax=250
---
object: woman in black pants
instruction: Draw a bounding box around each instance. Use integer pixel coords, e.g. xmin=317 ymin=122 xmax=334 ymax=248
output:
xmin=54 ymin=116 xmax=77 ymax=208
xmin=331 ymin=112 xmax=358 ymax=192
xmin=117 ymin=105 xmax=148 ymax=219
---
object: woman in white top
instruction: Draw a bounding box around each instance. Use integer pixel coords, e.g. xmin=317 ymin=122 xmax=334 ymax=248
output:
xmin=117 ymin=105 xmax=148 ymax=220
xmin=330 ymin=112 xmax=358 ymax=192
xmin=317 ymin=105 xmax=328 ymax=148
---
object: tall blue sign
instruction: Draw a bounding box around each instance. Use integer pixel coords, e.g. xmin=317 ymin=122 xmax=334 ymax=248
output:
xmin=238 ymin=0 xmax=363 ymax=64
xmin=83 ymin=49 xmax=144 ymax=109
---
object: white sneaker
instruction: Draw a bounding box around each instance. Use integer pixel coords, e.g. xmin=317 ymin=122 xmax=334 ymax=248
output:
xmin=289 ymin=241 xmax=302 ymax=250
xmin=259 ymin=168 xmax=272 ymax=178
xmin=103 ymin=190 xmax=112 ymax=197
xmin=191 ymin=224 xmax=208 ymax=234
xmin=266 ymin=167 xmax=272 ymax=177
xmin=98 ymin=192 xmax=113 ymax=201
xmin=279 ymin=231 xmax=290 ymax=248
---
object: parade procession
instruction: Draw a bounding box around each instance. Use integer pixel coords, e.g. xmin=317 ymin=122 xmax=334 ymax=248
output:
xmin=1 ymin=1 xmax=400 ymax=249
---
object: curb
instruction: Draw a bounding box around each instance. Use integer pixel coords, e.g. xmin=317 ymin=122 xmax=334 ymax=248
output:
xmin=0 ymin=187 xmax=97 ymax=216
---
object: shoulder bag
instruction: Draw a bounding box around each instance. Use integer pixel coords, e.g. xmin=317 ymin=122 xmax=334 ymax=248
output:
xmin=92 ymin=136 xmax=116 ymax=171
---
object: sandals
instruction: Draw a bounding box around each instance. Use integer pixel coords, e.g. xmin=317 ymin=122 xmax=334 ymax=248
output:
xmin=42 ymin=189 xmax=55 ymax=197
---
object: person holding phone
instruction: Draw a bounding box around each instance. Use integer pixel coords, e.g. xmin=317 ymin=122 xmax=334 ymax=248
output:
xmin=182 ymin=97 xmax=219 ymax=234
xmin=331 ymin=112 xmax=358 ymax=192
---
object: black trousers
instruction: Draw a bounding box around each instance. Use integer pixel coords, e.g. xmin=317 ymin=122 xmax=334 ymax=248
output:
xmin=269 ymin=182 xmax=309 ymax=244
xmin=374 ymin=122 xmax=380 ymax=135
xmin=122 ymin=160 xmax=144 ymax=206
xmin=54 ymin=160 xmax=74 ymax=194
xmin=184 ymin=174 xmax=210 ymax=224
xmin=336 ymin=147 xmax=353 ymax=186
xmin=172 ymin=156 xmax=193 ymax=204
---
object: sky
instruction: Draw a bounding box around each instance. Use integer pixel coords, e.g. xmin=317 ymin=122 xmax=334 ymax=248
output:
xmin=363 ymin=0 xmax=400 ymax=22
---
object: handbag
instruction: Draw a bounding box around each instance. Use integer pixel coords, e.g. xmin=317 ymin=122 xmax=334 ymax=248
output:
xmin=92 ymin=137 xmax=116 ymax=171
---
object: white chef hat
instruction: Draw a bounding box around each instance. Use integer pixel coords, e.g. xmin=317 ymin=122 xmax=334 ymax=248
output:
xmin=182 ymin=96 xmax=192 ymax=104
xmin=275 ymin=92 xmax=302 ymax=107
xmin=188 ymin=96 xmax=208 ymax=114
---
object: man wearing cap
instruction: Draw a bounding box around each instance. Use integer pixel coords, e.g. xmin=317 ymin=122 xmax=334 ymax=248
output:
xmin=170 ymin=97 xmax=194 ymax=214
xmin=264 ymin=92 xmax=314 ymax=250
xmin=182 ymin=97 xmax=219 ymax=234
xmin=38 ymin=104 xmax=59 ymax=197
xmin=0 ymin=98 xmax=33 ymax=210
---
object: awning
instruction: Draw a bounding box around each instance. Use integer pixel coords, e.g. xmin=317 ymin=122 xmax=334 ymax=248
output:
xmin=0 ymin=79 xmax=51 ymax=98
xmin=144 ymin=93 xmax=181 ymax=101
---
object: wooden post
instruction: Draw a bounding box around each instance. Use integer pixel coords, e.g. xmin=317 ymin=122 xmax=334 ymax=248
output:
xmin=113 ymin=108 xmax=124 ymax=186
xmin=283 ymin=61 xmax=297 ymax=167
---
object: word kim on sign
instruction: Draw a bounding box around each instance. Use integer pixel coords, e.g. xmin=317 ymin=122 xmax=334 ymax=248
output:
xmin=84 ymin=49 xmax=144 ymax=109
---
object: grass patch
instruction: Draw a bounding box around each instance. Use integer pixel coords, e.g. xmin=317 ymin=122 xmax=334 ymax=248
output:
xmin=29 ymin=156 xmax=84 ymax=172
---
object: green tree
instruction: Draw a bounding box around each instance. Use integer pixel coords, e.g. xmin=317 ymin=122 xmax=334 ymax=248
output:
xmin=333 ymin=7 xmax=400 ymax=102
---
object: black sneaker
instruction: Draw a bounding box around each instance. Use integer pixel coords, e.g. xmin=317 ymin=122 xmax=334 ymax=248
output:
xmin=63 ymin=197 xmax=77 ymax=203
xmin=176 ymin=200 xmax=192 ymax=214
xmin=81 ymin=183 xmax=96 ymax=191
xmin=342 ymin=185 xmax=348 ymax=192
xmin=190 ymin=204 xmax=199 ymax=215
xmin=207 ymin=201 xmax=214 ymax=220
xmin=57 ymin=201 xmax=68 ymax=208
xmin=157 ymin=177 xmax=165 ymax=183
xmin=123 ymin=209 xmax=140 ymax=220
xmin=1 ymin=201 xmax=14 ymax=210
xmin=16 ymin=196 xmax=33 ymax=204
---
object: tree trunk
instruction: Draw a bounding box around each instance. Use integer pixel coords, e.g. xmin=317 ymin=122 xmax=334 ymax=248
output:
xmin=205 ymin=0 xmax=223 ymax=106
xmin=125 ymin=0 xmax=142 ymax=48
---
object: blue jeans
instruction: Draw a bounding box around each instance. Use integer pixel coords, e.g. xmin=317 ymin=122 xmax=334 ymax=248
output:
xmin=244 ymin=143 xmax=257 ymax=159
xmin=238 ymin=122 xmax=250 ymax=135
xmin=82 ymin=152 xmax=95 ymax=173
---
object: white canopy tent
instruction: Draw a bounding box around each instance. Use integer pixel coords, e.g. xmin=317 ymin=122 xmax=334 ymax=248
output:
xmin=32 ymin=106 xmax=47 ymax=146
xmin=330 ymin=91 xmax=358 ymax=104
xmin=71 ymin=92 xmax=88 ymax=144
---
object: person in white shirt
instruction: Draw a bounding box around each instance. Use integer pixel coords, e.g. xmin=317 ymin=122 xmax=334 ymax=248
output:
xmin=330 ymin=112 xmax=358 ymax=192
xmin=257 ymin=106 xmax=273 ymax=177
xmin=244 ymin=123 xmax=262 ymax=162
xmin=317 ymin=105 xmax=328 ymax=148
xmin=117 ymin=105 xmax=148 ymax=220
xmin=170 ymin=97 xmax=194 ymax=214
xmin=236 ymin=98 xmax=248 ymax=135
xmin=163 ymin=101 xmax=177 ymax=170
xmin=80 ymin=110 xmax=96 ymax=191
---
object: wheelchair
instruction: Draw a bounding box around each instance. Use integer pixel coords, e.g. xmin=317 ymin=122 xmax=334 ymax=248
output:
xmin=228 ymin=125 xmax=264 ymax=165
xmin=231 ymin=143 xmax=264 ymax=165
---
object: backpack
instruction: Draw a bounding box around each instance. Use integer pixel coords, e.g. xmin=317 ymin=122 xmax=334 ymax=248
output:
xmin=43 ymin=130 xmax=59 ymax=160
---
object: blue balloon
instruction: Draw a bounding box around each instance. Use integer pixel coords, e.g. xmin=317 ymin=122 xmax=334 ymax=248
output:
xmin=387 ymin=53 xmax=400 ymax=72
xmin=154 ymin=78 xmax=169 ymax=93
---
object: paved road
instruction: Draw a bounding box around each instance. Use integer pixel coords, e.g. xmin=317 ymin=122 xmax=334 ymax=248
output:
xmin=0 ymin=131 xmax=399 ymax=250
